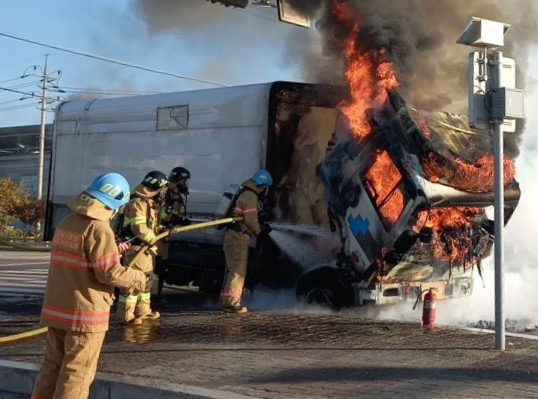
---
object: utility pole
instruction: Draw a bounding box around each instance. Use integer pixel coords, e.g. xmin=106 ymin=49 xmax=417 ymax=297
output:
xmin=37 ymin=54 xmax=49 ymax=202
xmin=28 ymin=54 xmax=61 ymax=235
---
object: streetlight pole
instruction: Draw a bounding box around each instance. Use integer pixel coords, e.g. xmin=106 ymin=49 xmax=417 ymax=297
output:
xmin=492 ymin=117 xmax=505 ymax=350
xmin=457 ymin=17 xmax=524 ymax=350
xmin=490 ymin=50 xmax=506 ymax=350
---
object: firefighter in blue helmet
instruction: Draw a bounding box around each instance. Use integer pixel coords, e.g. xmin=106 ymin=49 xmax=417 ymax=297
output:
xmin=219 ymin=168 xmax=273 ymax=314
xmin=32 ymin=173 xmax=146 ymax=399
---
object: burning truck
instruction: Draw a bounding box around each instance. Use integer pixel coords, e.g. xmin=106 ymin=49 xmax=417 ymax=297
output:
xmin=314 ymin=90 xmax=520 ymax=307
xmin=44 ymin=0 xmax=522 ymax=309
xmin=44 ymin=80 xmax=520 ymax=308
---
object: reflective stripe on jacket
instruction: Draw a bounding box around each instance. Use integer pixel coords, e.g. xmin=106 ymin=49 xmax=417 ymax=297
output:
xmin=232 ymin=179 xmax=263 ymax=237
xmin=41 ymin=193 xmax=146 ymax=333
xmin=122 ymin=188 xmax=160 ymax=245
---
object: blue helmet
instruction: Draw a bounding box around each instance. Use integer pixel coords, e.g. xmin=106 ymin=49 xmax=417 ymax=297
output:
xmin=84 ymin=173 xmax=130 ymax=210
xmin=251 ymin=169 xmax=273 ymax=187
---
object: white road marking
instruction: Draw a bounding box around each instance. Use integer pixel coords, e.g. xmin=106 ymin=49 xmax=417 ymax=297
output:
xmin=0 ymin=267 xmax=48 ymax=296
xmin=0 ymin=269 xmax=49 ymax=276
xmin=0 ymin=262 xmax=49 ymax=267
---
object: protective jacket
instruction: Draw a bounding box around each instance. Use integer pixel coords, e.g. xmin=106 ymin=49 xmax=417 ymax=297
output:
xmin=160 ymin=187 xmax=187 ymax=227
xmin=121 ymin=184 xmax=160 ymax=249
xmin=41 ymin=193 xmax=146 ymax=333
xmin=229 ymin=179 xmax=263 ymax=240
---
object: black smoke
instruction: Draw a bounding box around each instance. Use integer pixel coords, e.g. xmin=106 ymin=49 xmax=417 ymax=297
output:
xmin=287 ymin=0 xmax=537 ymax=156
xmin=288 ymin=0 xmax=537 ymax=105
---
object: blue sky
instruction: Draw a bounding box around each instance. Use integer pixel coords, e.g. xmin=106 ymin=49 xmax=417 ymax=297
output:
xmin=0 ymin=0 xmax=311 ymax=128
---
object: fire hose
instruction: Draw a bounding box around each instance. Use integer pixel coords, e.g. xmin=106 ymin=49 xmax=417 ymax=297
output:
xmin=0 ymin=327 xmax=48 ymax=343
xmin=0 ymin=217 xmax=242 ymax=344
xmin=127 ymin=216 xmax=243 ymax=268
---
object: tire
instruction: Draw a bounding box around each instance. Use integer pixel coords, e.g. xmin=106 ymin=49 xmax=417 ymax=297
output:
xmin=297 ymin=280 xmax=341 ymax=310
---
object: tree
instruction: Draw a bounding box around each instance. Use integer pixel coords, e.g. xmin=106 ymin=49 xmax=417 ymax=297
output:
xmin=12 ymin=198 xmax=44 ymax=234
xmin=0 ymin=177 xmax=27 ymax=230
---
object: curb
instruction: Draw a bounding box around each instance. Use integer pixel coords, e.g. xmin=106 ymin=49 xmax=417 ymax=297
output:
xmin=0 ymin=359 xmax=257 ymax=399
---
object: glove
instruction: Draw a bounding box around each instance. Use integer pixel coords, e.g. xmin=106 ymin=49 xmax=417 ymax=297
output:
xmin=179 ymin=218 xmax=191 ymax=226
xmin=129 ymin=271 xmax=147 ymax=295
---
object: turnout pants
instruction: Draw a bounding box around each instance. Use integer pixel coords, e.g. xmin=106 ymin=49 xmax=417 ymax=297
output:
xmin=220 ymin=230 xmax=249 ymax=308
xmin=32 ymin=327 xmax=106 ymax=399
xmin=116 ymin=248 xmax=154 ymax=323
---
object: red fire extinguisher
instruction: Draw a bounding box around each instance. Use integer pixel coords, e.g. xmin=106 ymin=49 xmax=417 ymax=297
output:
xmin=422 ymin=288 xmax=437 ymax=328
xmin=413 ymin=288 xmax=437 ymax=328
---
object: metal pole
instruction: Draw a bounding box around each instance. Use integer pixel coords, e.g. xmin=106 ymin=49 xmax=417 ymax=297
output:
xmin=493 ymin=119 xmax=505 ymax=350
xmin=37 ymin=54 xmax=48 ymax=202
xmin=491 ymin=51 xmax=505 ymax=351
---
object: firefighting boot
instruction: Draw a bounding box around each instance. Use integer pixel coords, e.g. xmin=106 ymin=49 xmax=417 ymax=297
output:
xmin=117 ymin=294 xmax=141 ymax=325
xmin=135 ymin=293 xmax=161 ymax=320
xmin=221 ymin=305 xmax=248 ymax=314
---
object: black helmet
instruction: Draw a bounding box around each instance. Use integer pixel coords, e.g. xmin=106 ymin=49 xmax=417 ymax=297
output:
xmin=169 ymin=167 xmax=191 ymax=184
xmin=141 ymin=170 xmax=168 ymax=191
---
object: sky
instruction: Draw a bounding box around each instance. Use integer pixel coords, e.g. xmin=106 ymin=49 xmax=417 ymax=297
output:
xmin=2 ymin=1 xmax=537 ymax=325
xmin=0 ymin=0 xmax=310 ymax=128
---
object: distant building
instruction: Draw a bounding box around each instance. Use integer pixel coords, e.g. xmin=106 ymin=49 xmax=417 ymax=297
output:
xmin=0 ymin=124 xmax=53 ymax=198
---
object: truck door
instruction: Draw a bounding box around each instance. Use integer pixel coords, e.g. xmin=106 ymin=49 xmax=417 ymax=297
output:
xmin=344 ymin=147 xmax=412 ymax=274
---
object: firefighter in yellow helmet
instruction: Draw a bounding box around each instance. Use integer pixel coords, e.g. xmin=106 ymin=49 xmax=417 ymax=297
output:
xmin=116 ymin=170 xmax=168 ymax=324
xmin=219 ymin=169 xmax=273 ymax=314
xmin=32 ymin=173 xmax=146 ymax=399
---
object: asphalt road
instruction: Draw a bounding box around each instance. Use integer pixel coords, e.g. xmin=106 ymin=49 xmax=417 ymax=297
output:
xmin=1 ymin=247 xmax=538 ymax=398
xmin=0 ymin=248 xmax=49 ymax=297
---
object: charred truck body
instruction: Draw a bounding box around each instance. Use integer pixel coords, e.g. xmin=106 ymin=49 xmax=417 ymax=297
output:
xmin=45 ymin=82 xmax=520 ymax=308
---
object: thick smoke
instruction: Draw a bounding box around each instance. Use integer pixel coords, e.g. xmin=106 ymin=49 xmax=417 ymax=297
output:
xmin=131 ymin=0 xmax=234 ymax=33
xmin=290 ymin=0 xmax=537 ymax=107
xmin=287 ymin=0 xmax=537 ymax=157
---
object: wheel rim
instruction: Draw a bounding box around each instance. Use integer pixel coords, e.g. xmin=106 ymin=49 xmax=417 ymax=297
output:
xmin=305 ymin=286 xmax=334 ymax=307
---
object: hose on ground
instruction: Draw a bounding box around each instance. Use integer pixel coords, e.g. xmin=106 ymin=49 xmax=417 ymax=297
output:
xmin=0 ymin=327 xmax=48 ymax=343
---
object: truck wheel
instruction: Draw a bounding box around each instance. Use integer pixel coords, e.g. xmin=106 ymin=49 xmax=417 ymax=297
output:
xmin=297 ymin=281 xmax=340 ymax=310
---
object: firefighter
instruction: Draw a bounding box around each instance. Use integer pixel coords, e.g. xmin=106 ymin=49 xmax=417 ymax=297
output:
xmin=153 ymin=167 xmax=191 ymax=298
xmin=219 ymin=168 xmax=273 ymax=314
xmin=116 ymin=170 xmax=168 ymax=324
xmin=32 ymin=173 xmax=147 ymax=399
xmin=161 ymin=166 xmax=191 ymax=228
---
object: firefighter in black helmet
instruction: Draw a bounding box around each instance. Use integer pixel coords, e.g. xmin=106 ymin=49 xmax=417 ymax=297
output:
xmin=161 ymin=167 xmax=191 ymax=227
xmin=153 ymin=167 xmax=192 ymax=297
xmin=116 ymin=170 xmax=168 ymax=324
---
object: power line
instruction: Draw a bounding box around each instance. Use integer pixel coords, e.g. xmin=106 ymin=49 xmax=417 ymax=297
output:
xmin=0 ymin=76 xmax=28 ymax=84
xmin=0 ymin=86 xmax=35 ymax=97
xmin=0 ymin=30 xmax=227 ymax=88
xmin=0 ymin=85 xmax=59 ymax=103
xmin=0 ymin=103 xmax=38 ymax=112
xmin=0 ymin=98 xmax=29 ymax=106
xmin=5 ymin=81 xmax=40 ymax=90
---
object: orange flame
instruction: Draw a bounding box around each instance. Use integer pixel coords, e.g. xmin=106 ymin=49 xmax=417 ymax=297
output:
xmin=416 ymin=207 xmax=482 ymax=263
xmin=335 ymin=1 xmax=399 ymax=141
xmin=422 ymin=152 xmax=516 ymax=192
xmin=365 ymin=149 xmax=405 ymax=226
